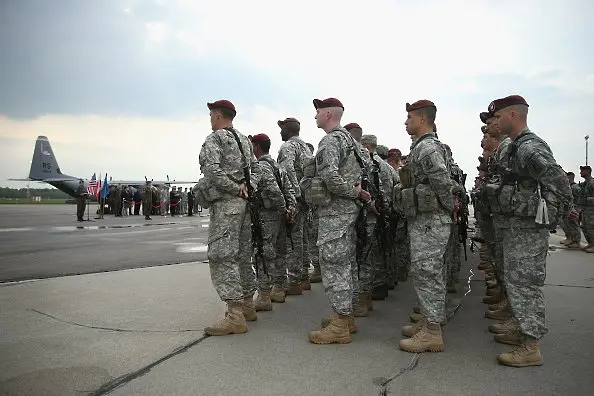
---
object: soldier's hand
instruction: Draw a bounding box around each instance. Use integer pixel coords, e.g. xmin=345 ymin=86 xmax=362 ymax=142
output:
xmin=355 ymin=182 xmax=371 ymax=202
xmin=286 ymin=206 xmax=297 ymax=224
xmin=237 ymin=183 xmax=249 ymax=199
xmin=568 ymin=209 xmax=579 ymax=220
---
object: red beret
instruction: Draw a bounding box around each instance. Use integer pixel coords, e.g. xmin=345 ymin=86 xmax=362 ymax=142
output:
xmin=249 ymin=133 xmax=270 ymax=142
xmin=388 ymin=148 xmax=402 ymax=157
xmin=207 ymin=99 xmax=236 ymax=115
xmin=313 ymin=97 xmax=344 ymax=110
xmin=488 ymin=95 xmax=529 ymax=114
xmin=344 ymin=122 xmax=361 ymax=131
xmin=277 ymin=117 xmax=300 ymax=127
xmin=406 ymin=100 xmax=436 ymax=112
xmin=479 ymin=111 xmax=494 ymax=124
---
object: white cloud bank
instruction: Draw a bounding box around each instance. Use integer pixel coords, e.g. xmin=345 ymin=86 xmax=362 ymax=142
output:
xmin=2 ymin=0 xmax=593 ymax=187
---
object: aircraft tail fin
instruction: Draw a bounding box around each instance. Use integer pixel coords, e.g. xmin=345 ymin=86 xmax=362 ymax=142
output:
xmin=28 ymin=136 xmax=65 ymax=181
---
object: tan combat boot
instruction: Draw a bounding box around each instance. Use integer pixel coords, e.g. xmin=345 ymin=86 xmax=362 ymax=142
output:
xmin=488 ymin=318 xmax=518 ymax=334
xmin=413 ymin=306 xmax=421 ymax=314
xmin=409 ymin=312 xmax=422 ymax=323
xmin=242 ymin=296 xmax=257 ymax=321
xmin=309 ymin=267 xmax=322 ymax=283
xmin=254 ymin=291 xmax=273 ymax=312
xmin=447 ymin=280 xmax=458 ymax=294
xmin=485 ymin=304 xmax=512 ymax=321
xmin=486 ymin=287 xmax=501 ymax=297
xmin=399 ymin=322 xmax=444 ymax=353
xmin=286 ymin=284 xmax=303 ymax=296
xmin=585 ymin=245 xmax=594 ymax=253
xmin=353 ymin=293 xmax=370 ymax=317
xmin=309 ymin=315 xmax=352 ymax=344
xmin=301 ymin=279 xmax=312 ymax=291
xmin=488 ymin=298 xmax=508 ymax=312
xmin=498 ymin=337 xmax=544 ymax=367
xmin=494 ymin=329 xmax=522 ymax=345
xmin=566 ymin=241 xmax=580 ymax=249
xmin=477 ymin=260 xmax=489 ymax=270
xmin=204 ymin=301 xmax=248 ymax=336
xmin=402 ymin=318 xmax=425 ymax=337
xmin=270 ymin=285 xmax=286 ymax=303
xmin=321 ymin=314 xmax=357 ymax=334
xmin=483 ymin=291 xmax=504 ymax=305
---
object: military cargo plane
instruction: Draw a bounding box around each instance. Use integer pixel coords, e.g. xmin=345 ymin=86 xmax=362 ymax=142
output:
xmin=9 ymin=136 xmax=197 ymax=198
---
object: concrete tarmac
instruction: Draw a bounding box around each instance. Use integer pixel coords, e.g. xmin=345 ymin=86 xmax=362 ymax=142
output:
xmin=0 ymin=208 xmax=593 ymax=395
xmin=0 ymin=205 xmax=209 ymax=282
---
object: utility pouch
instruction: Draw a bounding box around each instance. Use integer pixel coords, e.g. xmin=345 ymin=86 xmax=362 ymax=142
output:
xmin=415 ymin=184 xmax=439 ymax=213
xmin=401 ymin=187 xmax=417 ymax=218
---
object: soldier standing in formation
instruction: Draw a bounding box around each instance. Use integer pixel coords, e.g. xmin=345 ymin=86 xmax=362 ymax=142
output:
xmin=75 ymin=179 xmax=87 ymax=222
xmin=576 ymin=166 xmax=594 ymax=252
xmin=307 ymin=98 xmax=371 ymax=344
xmin=198 ymin=100 xmax=260 ymax=336
xmin=277 ymin=117 xmax=314 ymax=295
xmin=143 ymin=181 xmax=153 ymax=220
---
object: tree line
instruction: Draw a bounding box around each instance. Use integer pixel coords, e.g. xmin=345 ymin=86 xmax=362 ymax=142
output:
xmin=0 ymin=187 xmax=70 ymax=199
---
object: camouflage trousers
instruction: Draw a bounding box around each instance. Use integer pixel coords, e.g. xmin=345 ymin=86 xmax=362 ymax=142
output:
xmin=301 ymin=206 xmax=311 ymax=281
xmin=286 ymin=201 xmax=306 ymax=286
xmin=408 ymin=213 xmax=450 ymax=324
xmin=318 ymin=213 xmax=358 ymax=316
xmin=491 ymin=215 xmax=508 ymax=294
xmin=561 ymin=216 xmax=582 ymax=243
xmin=307 ymin=208 xmax=320 ymax=272
xmin=207 ymin=198 xmax=256 ymax=301
xmin=501 ymin=226 xmax=549 ymax=339
xmin=272 ymin=215 xmax=290 ymax=288
xmin=392 ymin=225 xmax=410 ymax=280
xmin=358 ymin=220 xmax=378 ymax=294
xmin=581 ymin=208 xmax=594 ymax=245
xmin=256 ymin=211 xmax=282 ymax=292
xmin=445 ymin=224 xmax=461 ymax=284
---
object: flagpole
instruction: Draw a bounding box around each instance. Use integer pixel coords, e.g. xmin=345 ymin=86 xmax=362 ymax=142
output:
xmin=95 ymin=173 xmax=102 ymax=220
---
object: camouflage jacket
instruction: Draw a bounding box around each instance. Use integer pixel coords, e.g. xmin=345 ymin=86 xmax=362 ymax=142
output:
xmin=277 ymin=135 xmax=313 ymax=198
xmin=199 ymin=127 xmax=261 ymax=200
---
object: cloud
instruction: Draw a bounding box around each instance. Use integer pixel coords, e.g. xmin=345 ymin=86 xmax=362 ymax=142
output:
xmin=1 ymin=0 xmax=593 ymax=189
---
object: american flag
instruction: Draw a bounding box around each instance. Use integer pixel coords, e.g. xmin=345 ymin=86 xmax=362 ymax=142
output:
xmin=87 ymin=173 xmax=100 ymax=197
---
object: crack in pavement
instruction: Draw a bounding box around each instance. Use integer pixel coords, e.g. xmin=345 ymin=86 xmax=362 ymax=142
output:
xmin=87 ymin=335 xmax=210 ymax=396
xmin=29 ymin=309 xmax=204 ymax=333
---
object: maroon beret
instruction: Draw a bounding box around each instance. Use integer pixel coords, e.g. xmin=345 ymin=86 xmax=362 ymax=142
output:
xmin=479 ymin=111 xmax=493 ymax=124
xmin=406 ymin=100 xmax=436 ymax=112
xmin=207 ymin=99 xmax=236 ymax=115
xmin=580 ymin=165 xmax=592 ymax=171
xmin=250 ymin=133 xmax=270 ymax=142
xmin=344 ymin=122 xmax=361 ymax=131
xmin=277 ymin=117 xmax=300 ymax=127
xmin=488 ymin=95 xmax=529 ymax=114
xmin=313 ymin=97 xmax=344 ymax=110
xmin=388 ymin=148 xmax=402 ymax=158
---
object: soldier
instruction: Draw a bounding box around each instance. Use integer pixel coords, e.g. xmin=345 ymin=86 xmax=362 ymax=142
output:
xmin=307 ymin=97 xmax=371 ymax=345
xmin=114 ymin=184 xmax=123 ymax=217
xmin=489 ymin=95 xmax=577 ymax=366
xmin=143 ymin=181 xmax=152 ymax=220
xmin=560 ymin=172 xmax=581 ymax=248
xmin=182 ymin=187 xmax=189 ymax=214
xmin=250 ymin=134 xmax=296 ymax=310
xmin=387 ymin=148 xmax=410 ymax=283
xmin=277 ymin=117 xmax=314 ymax=294
xmin=443 ymin=144 xmax=467 ymax=293
xmin=187 ymin=187 xmax=194 ymax=216
xmin=577 ymin=165 xmax=594 ymax=252
xmin=398 ymin=100 xmax=455 ymax=353
xmin=361 ymin=134 xmax=395 ymax=309
xmin=199 ymin=100 xmax=260 ymax=336
xmin=75 ymin=179 xmax=87 ymax=222
xmin=376 ymin=145 xmax=389 ymax=160
xmin=304 ymin=142 xmax=321 ymax=284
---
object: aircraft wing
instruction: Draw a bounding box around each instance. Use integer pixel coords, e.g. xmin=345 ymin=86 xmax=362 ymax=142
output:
xmin=9 ymin=177 xmax=75 ymax=182
xmin=8 ymin=178 xmax=33 ymax=181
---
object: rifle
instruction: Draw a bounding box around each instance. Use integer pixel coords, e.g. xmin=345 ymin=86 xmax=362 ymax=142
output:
xmin=370 ymin=156 xmax=391 ymax=272
xmin=228 ymin=128 xmax=266 ymax=276
xmin=355 ymin=169 xmax=369 ymax=278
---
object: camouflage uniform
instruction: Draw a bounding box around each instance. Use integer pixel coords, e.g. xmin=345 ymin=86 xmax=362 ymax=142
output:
xmin=199 ymin=127 xmax=260 ymax=302
xmin=253 ymin=154 xmax=286 ymax=292
xmin=315 ymin=127 xmax=362 ymax=316
xmin=404 ymin=132 xmax=454 ymax=324
xmin=307 ymin=206 xmax=320 ymax=278
xmin=75 ymin=182 xmax=87 ymax=221
xmin=277 ymin=136 xmax=313 ymax=287
xmin=492 ymin=128 xmax=573 ymax=340
xmin=577 ymin=176 xmax=594 ymax=247
xmin=142 ymin=183 xmax=152 ymax=219
xmin=368 ymin=150 xmax=395 ymax=295
xmin=444 ymin=158 xmax=466 ymax=287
